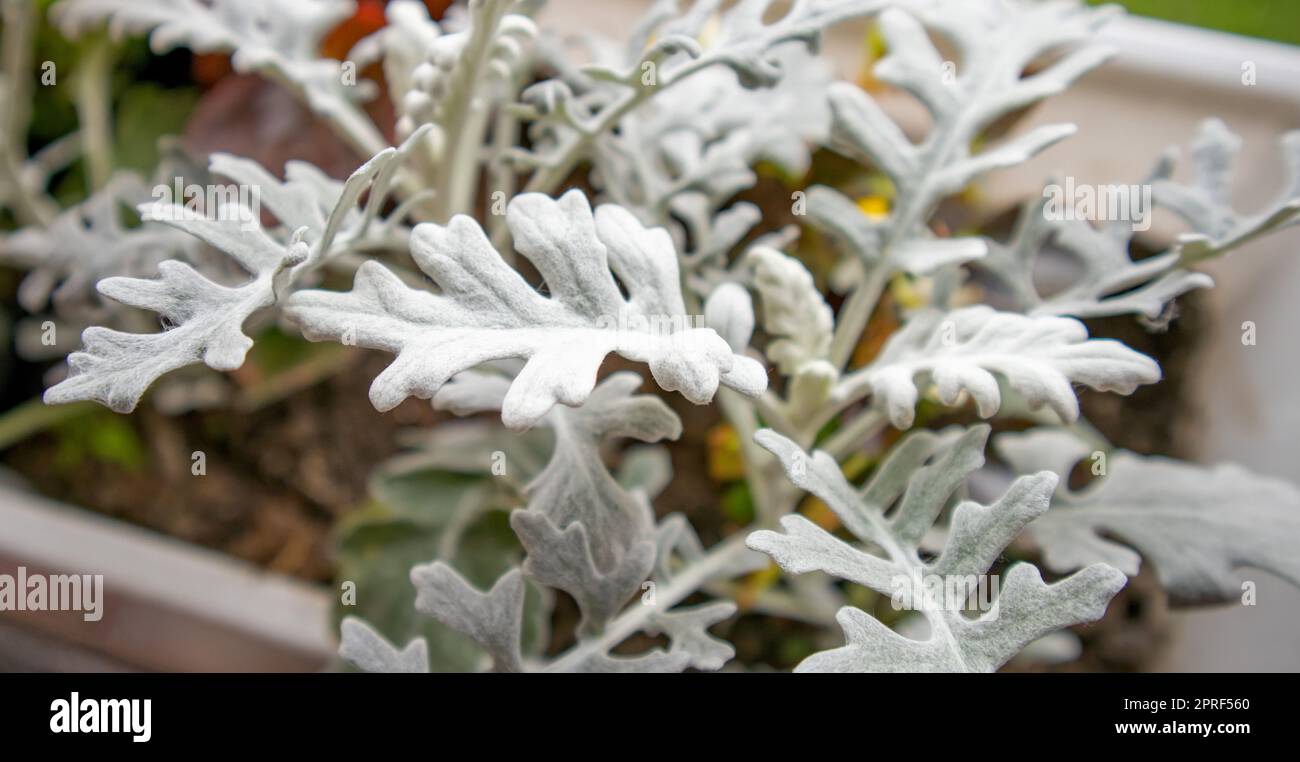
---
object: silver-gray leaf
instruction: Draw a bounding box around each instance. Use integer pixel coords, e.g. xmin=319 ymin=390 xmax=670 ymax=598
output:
xmin=749 ymin=425 xmax=1126 ymax=672
xmin=998 ymin=428 xmax=1300 ymax=604
xmin=834 ymin=305 xmax=1161 ymax=428
xmin=285 ymin=190 xmax=766 ymax=430
xmin=410 ymin=563 xmax=525 ymax=672
xmin=339 ymin=616 xmax=430 ymax=674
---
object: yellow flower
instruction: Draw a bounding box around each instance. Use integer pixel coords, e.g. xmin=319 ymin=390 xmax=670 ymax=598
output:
xmin=856 ymin=194 xmax=890 ymax=220
xmin=891 ymin=272 xmax=931 ymax=310
xmin=707 ymin=424 xmax=745 ymax=482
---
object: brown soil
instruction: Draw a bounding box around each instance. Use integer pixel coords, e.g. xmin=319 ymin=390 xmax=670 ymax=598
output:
xmin=3 ymin=350 xmax=440 ymax=581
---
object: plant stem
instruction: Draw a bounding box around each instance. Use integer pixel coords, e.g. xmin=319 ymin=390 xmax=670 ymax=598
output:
xmin=439 ymin=96 xmax=492 ymax=220
xmin=430 ymin=0 xmax=518 ymax=221
xmin=0 ymin=0 xmax=57 ymax=226
xmin=829 ymin=261 xmax=889 ymax=371
xmin=829 ymin=46 xmax=1009 ymax=373
xmin=823 ymin=408 xmax=888 ymax=461
xmin=857 ymin=477 xmax=974 ymax=672
xmin=718 ymin=387 xmax=782 ymax=523
xmin=0 ymin=397 xmax=98 ymax=451
xmin=754 ymin=390 xmax=798 ymax=441
xmin=1 ymin=0 xmax=34 ymax=153
xmin=520 ymin=53 xmax=727 ymax=197
xmin=521 ymin=91 xmax=635 ymax=196
xmin=75 ymin=35 xmax=114 ymax=192
xmin=486 ymin=79 xmax=523 ymax=256
xmin=544 ymin=530 xmax=752 ymax=672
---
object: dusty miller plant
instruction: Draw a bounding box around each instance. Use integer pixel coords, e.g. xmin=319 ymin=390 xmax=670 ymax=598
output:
xmin=3 ymin=0 xmax=1299 ymax=672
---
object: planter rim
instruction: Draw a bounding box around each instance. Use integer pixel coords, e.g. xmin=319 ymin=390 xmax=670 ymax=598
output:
xmin=0 ymin=481 xmax=333 ymax=669
xmin=1100 ymin=15 xmax=1300 ymax=105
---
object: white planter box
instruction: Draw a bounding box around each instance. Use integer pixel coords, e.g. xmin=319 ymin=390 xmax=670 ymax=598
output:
xmin=0 ymin=483 xmax=333 ymax=671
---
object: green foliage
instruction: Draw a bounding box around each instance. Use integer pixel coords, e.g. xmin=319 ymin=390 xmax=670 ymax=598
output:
xmin=1095 ymin=0 xmax=1300 ymax=47
xmin=112 ymin=83 xmax=198 ymax=174
xmin=52 ymin=407 xmax=146 ymax=471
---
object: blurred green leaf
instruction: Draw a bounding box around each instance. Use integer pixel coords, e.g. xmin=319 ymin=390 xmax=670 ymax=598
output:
xmin=245 ymin=327 xmax=316 ymax=375
xmin=52 ymin=408 xmax=146 ymax=472
xmin=1093 ymin=0 xmax=1300 ymax=47
xmin=112 ymin=83 xmax=198 ymax=174
xmin=722 ymin=481 xmax=756 ymax=525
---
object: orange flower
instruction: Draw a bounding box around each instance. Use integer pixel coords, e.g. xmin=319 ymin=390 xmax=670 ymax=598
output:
xmin=321 ymin=0 xmax=388 ymax=60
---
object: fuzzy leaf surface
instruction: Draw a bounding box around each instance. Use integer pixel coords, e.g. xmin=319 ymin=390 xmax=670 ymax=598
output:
xmin=749 ymin=425 xmax=1126 ymax=672
xmin=998 ymin=428 xmax=1300 ymax=604
xmin=287 ymin=190 xmax=767 ymax=430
